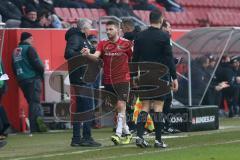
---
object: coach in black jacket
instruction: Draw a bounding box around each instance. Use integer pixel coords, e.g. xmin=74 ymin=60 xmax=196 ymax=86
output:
xmin=64 ymin=18 xmax=101 ymax=147
xmin=133 ymin=9 xmax=178 ymax=149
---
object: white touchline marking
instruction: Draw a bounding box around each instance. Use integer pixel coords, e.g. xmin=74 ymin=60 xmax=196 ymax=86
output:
xmin=9 ymin=139 xmax=240 ymax=160
xmin=95 ymin=139 xmax=240 ymax=160
xmin=6 ymin=125 xmax=240 ymax=160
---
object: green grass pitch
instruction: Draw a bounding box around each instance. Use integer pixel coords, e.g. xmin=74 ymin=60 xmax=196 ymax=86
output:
xmin=1 ymin=118 xmax=240 ymax=160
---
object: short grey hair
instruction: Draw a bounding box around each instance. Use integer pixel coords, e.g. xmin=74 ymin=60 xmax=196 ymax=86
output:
xmin=77 ymin=18 xmax=92 ymax=30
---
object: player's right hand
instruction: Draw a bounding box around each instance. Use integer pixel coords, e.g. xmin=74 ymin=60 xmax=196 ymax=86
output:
xmin=81 ymin=48 xmax=90 ymax=56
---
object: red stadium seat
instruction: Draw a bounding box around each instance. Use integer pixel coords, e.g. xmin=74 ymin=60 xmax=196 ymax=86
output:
xmin=83 ymin=9 xmax=93 ymax=19
xmin=98 ymin=9 xmax=107 ymax=17
xmin=54 ymin=8 xmax=64 ymax=20
xmin=91 ymin=9 xmax=100 ymax=21
xmin=54 ymin=8 xmax=76 ymax=23
xmin=61 ymin=8 xmax=76 ymax=23
xmin=69 ymin=8 xmax=79 ymax=20
xmin=61 ymin=8 xmax=71 ymax=19
xmin=77 ymin=8 xmax=86 ymax=18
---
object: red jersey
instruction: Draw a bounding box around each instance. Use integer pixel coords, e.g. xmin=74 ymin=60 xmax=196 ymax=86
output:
xmin=96 ymin=37 xmax=132 ymax=84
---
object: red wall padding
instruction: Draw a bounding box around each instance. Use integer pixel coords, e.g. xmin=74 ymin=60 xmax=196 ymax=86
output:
xmin=1 ymin=29 xmax=188 ymax=132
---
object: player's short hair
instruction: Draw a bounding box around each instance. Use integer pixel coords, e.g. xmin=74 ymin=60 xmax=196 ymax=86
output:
xmin=121 ymin=18 xmax=135 ymax=29
xmin=150 ymin=9 xmax=163 ymax=24
xmin=106 ymin=20 xmax=119 ymax=28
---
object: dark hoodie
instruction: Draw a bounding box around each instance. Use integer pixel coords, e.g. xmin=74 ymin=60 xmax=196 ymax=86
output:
xmin=64 ymin=27 xmax=95 ymax=60
xmin=64 ymin=27 xmax=97 ymax=85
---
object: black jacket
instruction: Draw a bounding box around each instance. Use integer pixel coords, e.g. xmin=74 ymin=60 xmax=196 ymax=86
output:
xmin=123 ymin=26 xmax=141 ymax=41
xmin=20 ymin=16 xmax=41 ymax=28
xmin=216 ymin=62 xmax=236 ymax=98
xmin=191 ymin=61 xmax=211 ymax=105
xmin=0 ymin=0 xmax=22 ymax=22
xmin=133 ymin=26 xmax=177 ymax=80
xmin=64 ymin=27 xmax=97 ymax=85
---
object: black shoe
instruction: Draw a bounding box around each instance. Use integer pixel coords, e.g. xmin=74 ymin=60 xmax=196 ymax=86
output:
xmin=154 ymin=140 xmax=168 ymax=148
xmin=71 ymin=142 xmax=81 ymax=147
xmin=0 ymin=140 xmax=7 ymax=149
xmin=136 ymin=137 xmax=150 ymax=148
xmin=80 ymin=137 xmax=102 ymax=147
xmin=70 ymin=138 xmax=84 ymax=147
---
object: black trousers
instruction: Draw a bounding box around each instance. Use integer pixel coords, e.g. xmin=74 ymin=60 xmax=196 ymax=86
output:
xmin=163 ymin=93 xmax=172 ymax=129
xmin=19 ymin=78 xmax=43 ymax=132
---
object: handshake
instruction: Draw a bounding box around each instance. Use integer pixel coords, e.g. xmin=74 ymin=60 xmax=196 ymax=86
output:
xmin=81 ymin=47 xmax=90 ymax=56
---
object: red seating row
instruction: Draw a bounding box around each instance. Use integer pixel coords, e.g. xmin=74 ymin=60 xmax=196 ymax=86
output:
xmin=54 ymin=8 xmax=107 ymax=23
xmin=164 ymin=11 xmax=198 ymax=26
xmin=177 ymin=0 xmax=240 ymax=9
xmin=133 ymin=10 xmax=151 ymax=24
xmin=54 ymin=7 xmax=240 ymax=29
xmin=208 ymin=12 xmax=240 ymax=26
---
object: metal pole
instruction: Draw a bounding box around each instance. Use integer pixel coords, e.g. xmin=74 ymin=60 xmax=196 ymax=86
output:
xmin=172 ymin=41 xmax=192 ymax=106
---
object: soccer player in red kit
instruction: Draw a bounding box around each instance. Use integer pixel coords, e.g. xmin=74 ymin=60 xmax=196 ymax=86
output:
xmin=81 ymin=20 xmax=133 ymax=145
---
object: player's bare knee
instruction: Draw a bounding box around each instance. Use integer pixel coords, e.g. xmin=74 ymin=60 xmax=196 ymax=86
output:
xmin=116 ymin=100 xmax=126 ymax=112
xmin=141 ymin=100 xmax=150 ymax=112
xmin=153 ymin=100 xmax=164 ymax=112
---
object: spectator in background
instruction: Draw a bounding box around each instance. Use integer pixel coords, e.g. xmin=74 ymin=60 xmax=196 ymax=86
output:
xmin=132 ymin=0 xmax=157 ymax=11
xmin=8 ymin=0 xmax=26 ymax=14
xmin=76 ymin=0 xmax=99 ymax=8
xmin=38 ymin=10 xmax=52 ymax=28
xmin=48 ymin=14 xmax=63 ymax=28
xmin=25 ymin=0 xmax=43 ymax=12
xmin=216 ymin=55 xmax=237 ymax=117
xmin=37 ymin=10 xmax=62 ymax=28
xmin=191 ymin=56 xmax=210 ymax=105
xmin=233 ymin=57 xmax=240 ymax=108
xmin=0 ymin=0 xmax=22 ymax=22
xmin=24 ymin=0 xmax=54 ymax=13
xmin=53 ymin=0 xmax=87 ymax=8
xmin=230 ymin=57 xmax=240 ymax=115
xmin=204 ymin=54 xmax=221 ymax=106
xmin=104 ymin=0 xmax=139 ymax=19
xmin=207 ymin=54 xmax=217 ymax=73
xmin=12 ymin=32 xmax=48 ymax=133
xmin=20 ymin=6 xmax=41 ymax=28
xmin=39 ymin=0 xmax=54 ymax=13
xmin=156 ymin=0 xmax=183 ymax=12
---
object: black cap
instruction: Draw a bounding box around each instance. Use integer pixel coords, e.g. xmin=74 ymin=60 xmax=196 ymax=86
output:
xmin=20 ymin=32 xmax=32 ymax=42
xmin=88 ymin=35 xmax=98 ymax=43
